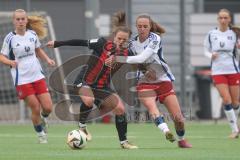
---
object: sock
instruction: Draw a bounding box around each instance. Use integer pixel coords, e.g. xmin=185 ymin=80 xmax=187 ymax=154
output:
xmin=79 ymin=103 xmax=93 ymax=128
xmin=115 ymin=114 xmax=127 ymax=142
xmin=224 ymin=104 xmax=239 ymax=133
xmin=154 ymin=116 xmax=170 ymax=133
xmin=34 ymin=124 xmax=43 ymax=133
xmin=176 ymin=130 xmax=185 ymax=141
xmin=233 ymin=105 xmax=240 ymax=120
xmin=41 ymin=112 xmax=49 ymax=118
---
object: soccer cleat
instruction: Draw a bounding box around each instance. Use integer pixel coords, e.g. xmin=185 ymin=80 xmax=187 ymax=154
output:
xmin=178 ymin=139 xmax=192 ymax=148
xmin=41 ymin=116 xmax=49 ymax=133
xmin=79 ymin=127 xmax=92 ymax=141
xmin=229 ymin=132 xmax=239 ymax=139
xmin=121 ymin=141 xmax=138 ymax=149
xmin=165 ymin=131 xmax=176 ymax=143
xmin=38 ymin=133 xmax=48 ymax=144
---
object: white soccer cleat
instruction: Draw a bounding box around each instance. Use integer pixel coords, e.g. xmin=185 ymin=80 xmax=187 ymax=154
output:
xmin=121 ymin=141 xmax=138 ymax=149
xmin=79 ymin=127 xmax=92 ymax=141
xmin=37 ymin=132 xmax=48 ymax=144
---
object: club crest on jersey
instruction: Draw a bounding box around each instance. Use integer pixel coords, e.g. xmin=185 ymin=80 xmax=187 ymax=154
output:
xmin=24 ymin=46 xmax=30 ymax=52
xmin=149 ymin=41 xmax=158 ymax=49
xmin=29 ymin=38 xmax=34 ymax=42
xmin=227 ymin=36 xmax=232 ymax=40
xmin=219 ymin=42 xmax=225 ymax=48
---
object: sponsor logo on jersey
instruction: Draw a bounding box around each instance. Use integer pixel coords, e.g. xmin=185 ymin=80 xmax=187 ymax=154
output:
xmin=24 ymin=46 xmax=30 ymax=52
xmin=149 ymin=41 xmax=158 ymax=49
xmin=29 ymin=37 xmax=34 ymax=42
xmin=219 ymin=42 xmax=225 ymax=48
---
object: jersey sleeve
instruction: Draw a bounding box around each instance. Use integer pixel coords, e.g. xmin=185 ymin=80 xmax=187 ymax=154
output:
xmin=0 ymin=34 xmax=11 ymax=57
xmin=204 ymin=31 xmax=212 ymax=59
xmin=35 ymin=35 xmax=41 ymax=48
xmin=54 ymin=39 xmax=89 ymax=48
xmin=88 ymin=37 xmax=106 ymax=50
xmin=116 ymin=37 xmax=160 ymax=64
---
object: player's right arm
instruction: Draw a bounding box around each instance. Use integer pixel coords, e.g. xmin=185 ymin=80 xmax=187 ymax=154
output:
xmin=47 ymin=38 xmax=105 ymax=50
xmin=0 ymin=54 xmax=17 ymax=68
xmin=0 ymin=35 xmax=17 ymax=68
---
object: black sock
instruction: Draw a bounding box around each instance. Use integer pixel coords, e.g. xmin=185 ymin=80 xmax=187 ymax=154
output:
xmin=115 ymin=114 xmax=127 ymax=142
xmin=41 ymin=112 xmax=49 ymax=118
xmin=79 ymin=103 xmax=93 ymax=125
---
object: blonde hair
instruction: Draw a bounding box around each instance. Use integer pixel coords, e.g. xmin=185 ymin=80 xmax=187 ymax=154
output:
xmin=136 ymin=14 xmax=165 ymax=35
xmin=111 ymin=11 xmax=132 ymax=37
xmin=13 ymin=9 xmax=48 ymax=40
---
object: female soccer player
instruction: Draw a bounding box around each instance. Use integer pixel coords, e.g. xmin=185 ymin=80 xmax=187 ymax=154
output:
xmin=0 ymin=9 xmax=55 ymax=143
xmin=47 ymin=11 xmax=138 ymax=149
xmin=204 ymin=9 xmax=240 ymax=138
xmin=106 ymin=14 xmax=192 ymax=148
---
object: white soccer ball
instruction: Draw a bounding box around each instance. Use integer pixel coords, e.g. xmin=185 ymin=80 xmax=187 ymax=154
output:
xmin=67 ymin=129 xmax=87 ymax=149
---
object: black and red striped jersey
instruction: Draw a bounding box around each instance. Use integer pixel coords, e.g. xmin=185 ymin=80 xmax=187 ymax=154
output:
xmin=54 ymin=37 xmax=132 ymax=88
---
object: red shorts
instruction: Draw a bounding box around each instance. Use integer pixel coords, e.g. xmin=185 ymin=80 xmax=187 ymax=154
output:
xmin=136 ymin=81 xmax=175 ymax=103
xmin=16 ymin=79 xmax=49 ymax=99
xmin=212 ymin=73 xmax=240 ymax=85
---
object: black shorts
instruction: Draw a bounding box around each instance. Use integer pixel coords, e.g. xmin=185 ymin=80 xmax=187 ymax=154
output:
xmin=91 ymin=87 xmax=116 ymax=107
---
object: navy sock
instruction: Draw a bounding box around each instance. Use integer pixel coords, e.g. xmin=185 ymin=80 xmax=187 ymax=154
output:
xmin=154 ymin=116 xmax=165 ymax=126
xmin=224 ymin=104 xmax=233 ymax=111
xmin=34 ymin=124 xmax=43 ymax=133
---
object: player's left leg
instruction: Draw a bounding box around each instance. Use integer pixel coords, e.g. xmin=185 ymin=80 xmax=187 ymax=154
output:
xmin=101 ymin=93 xmax=138 ymax=149
xmin=35 ymin=79 xmax=53 ymax=133
xmin=229 ymin=84 xmax=240 ymax=138
xmin=163 ymin=94 xmax=192 ymax=148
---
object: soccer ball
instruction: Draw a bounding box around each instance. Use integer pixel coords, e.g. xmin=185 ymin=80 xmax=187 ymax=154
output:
xmin=67 ymin=129 xmax=87 ymax=149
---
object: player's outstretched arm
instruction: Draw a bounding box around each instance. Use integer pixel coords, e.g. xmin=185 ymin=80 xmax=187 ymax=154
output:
xmin=46 ymin=39 xmax=89 ymax=48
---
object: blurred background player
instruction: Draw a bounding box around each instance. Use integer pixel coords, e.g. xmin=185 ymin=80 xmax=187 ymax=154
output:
xmin=47 ymin=11 xmax=138 ymax=149
xmin=106 ymin=13 xmax=192 ymax=148
xmin=0 ymin=9 xmax=55 ymax=143
xmin=204 ymin=8 xmax=240 ymax=138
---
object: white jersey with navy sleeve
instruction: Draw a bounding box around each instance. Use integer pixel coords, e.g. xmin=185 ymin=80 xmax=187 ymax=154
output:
xmin=128 ymin=32 xmax=175 ymax=83
xmin=0 ymin=30 xmax=45 ymax=85
xmin=204 ymin=28 xmax=239 ymax=75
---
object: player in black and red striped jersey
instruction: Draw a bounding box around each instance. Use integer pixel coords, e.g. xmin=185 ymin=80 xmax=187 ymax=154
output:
xmin=47 ymin=11 xmax=138 ymax=149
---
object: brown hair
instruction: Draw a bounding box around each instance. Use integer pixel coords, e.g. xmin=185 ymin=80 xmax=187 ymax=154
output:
xmin=111 ymin=11 xmax=132 ymax=37
xmin=13 ymin=9 xmax=48 ymax=40
xmin=136 ymin=14 xmax=165 ymax=35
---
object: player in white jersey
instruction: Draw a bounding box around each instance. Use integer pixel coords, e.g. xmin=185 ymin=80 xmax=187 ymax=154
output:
xmin=106 ymin=14 xmax=192 ymax=148
xmin=204 ymin=9 xmax=240 ymax=139
xmin=0 ymin=9 xmax=55 ymax=143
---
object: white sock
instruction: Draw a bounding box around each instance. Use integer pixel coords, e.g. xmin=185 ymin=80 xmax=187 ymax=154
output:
xmin=79 ymin=122 xmax=87 ymax=128
xmin=157 ymin=123 xmax=170 ymax=134
xmin=224 ymin=109 xmax=239 ymax=133
xmin=37 ymin=131 xmax=46 ymax=136
xmin=233 ymin=107 xmax=240 ymax=121
xmin=120 ymin=140 xmax=128 ymax=144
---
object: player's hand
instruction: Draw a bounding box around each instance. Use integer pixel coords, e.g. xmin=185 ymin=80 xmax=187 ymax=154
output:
xmin=105 ymin=55 xmax=116 ymax=68
xmin=9 ymin=60 xmax=17 ymax=68
xmin=46 ymin=41 xmax=55 ymax=48
xmin=236 ymin=39 xmax=240 ymax=49
xmin=47 ymin=58 xmax=56 ymax=67
xmin=145 ymin=68 xmax=157 ymax=81
xmin=211 ymin=52 xmax=219 ymax=60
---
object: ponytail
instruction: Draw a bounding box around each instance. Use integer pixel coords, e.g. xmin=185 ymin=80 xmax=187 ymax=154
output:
xmin=27 ymin=15 xmax=48 ymax=40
